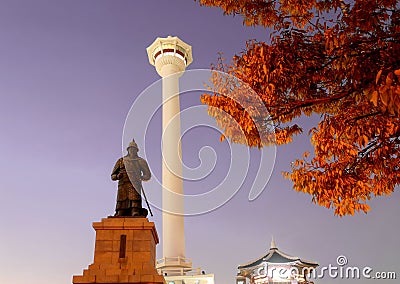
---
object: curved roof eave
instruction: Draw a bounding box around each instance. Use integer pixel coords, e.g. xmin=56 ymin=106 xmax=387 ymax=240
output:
xmin=238 ymin=247 xmax=318 ymax=269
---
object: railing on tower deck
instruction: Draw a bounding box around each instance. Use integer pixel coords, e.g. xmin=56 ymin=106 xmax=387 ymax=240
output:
xmin=158 ymin=267 xmax=204 ymax=277
xmin=156 ymin=256 xmax=193 ymax=269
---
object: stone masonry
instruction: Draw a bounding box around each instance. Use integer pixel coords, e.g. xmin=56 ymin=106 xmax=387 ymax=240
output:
xmin=73 ymin=217 xmax=165 ymax=284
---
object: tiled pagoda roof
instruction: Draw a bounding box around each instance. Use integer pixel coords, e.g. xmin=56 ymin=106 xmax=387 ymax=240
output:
xmin=238 ymin=238 xmax=318 ymax=269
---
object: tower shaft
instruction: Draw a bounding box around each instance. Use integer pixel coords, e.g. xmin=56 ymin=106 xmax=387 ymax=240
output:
xmin=161 ymin=73 xmax=185 ymax=259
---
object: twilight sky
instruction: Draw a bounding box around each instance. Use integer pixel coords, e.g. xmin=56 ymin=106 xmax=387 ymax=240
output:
xmin=0 ymin=1 xmax=399 ymax=284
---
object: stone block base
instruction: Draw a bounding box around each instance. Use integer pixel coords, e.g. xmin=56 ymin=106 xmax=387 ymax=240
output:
xmin=73 ymin=217 xmax=165 ymax=284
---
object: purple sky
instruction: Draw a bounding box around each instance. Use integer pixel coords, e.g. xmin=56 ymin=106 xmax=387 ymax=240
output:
xmin=0 ymin=1 xmax=399 ymax=284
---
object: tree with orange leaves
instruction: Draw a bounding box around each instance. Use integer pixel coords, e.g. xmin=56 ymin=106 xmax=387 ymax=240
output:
xmin=196 ymin=0 xmax=400 ymax=216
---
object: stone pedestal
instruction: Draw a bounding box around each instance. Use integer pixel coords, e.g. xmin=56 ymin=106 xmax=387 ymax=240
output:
xmin=73 ymin=217 xmax=165 ymax=284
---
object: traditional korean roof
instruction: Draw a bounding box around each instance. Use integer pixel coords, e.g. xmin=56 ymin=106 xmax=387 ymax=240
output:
xmin=238 ymin=238 xmax=318 ymax=269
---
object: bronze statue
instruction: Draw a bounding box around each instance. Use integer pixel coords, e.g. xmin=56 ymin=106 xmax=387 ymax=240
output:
xmin=111 ymin=139 xmax=151 ymax=217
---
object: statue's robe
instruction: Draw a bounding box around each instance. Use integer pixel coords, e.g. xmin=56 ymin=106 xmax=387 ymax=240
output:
xmin=111 ymin=155 xmax=151 ymax=211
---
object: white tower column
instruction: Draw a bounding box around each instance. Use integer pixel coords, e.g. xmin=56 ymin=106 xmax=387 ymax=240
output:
xmin=161 ymin=72 xmax=185 ymax=259
xmin=147 ymin=36 xmax=193 ymax=273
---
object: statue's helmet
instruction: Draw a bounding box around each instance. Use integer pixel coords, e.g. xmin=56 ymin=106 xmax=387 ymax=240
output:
xmin=127 ymin=140 xmax=139 ymax=150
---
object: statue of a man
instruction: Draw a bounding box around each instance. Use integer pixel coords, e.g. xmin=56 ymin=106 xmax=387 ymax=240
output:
xmin=111 ymin=139 xmax=151 ymax=217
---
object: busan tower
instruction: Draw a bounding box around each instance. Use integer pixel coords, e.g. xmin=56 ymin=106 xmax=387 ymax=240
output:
xmin=147 ymin=36 xmax=214 ymax=284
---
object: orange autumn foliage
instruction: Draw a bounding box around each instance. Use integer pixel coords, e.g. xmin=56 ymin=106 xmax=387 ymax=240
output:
xmin=197 ymin=0 xmax=400 ymax=216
